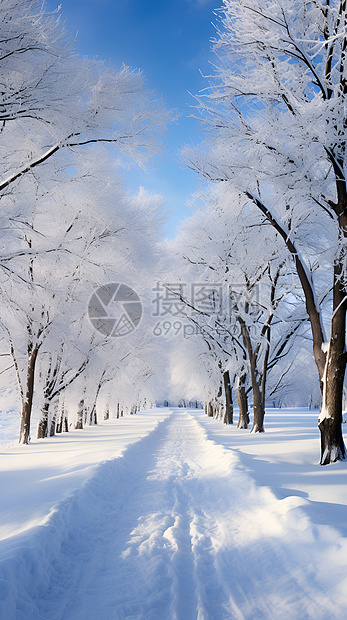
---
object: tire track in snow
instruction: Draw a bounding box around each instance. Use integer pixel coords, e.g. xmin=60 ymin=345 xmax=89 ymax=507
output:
xmin=36 ymin=410 xmax=180 ymax=620
xmin=142 ymin=411 xmax=234 ymax=620
xmin=8 ymin=409 xmax=347 ymax=620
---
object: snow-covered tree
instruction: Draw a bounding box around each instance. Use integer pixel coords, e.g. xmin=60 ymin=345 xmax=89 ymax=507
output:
xmin=170 ymin=185 xmax=306 ymax=431
xmin=183 ymin=0 xmax=347 ymax=463
xmin=0 ymin=146 xmax=166 ymax=443
xmin=0 ymin=0 xmax=170 ymax=443
xmin=0 ymin=0 xmax=168 ymax=199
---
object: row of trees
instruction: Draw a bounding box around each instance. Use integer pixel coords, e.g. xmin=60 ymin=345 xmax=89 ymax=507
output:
xmin=167 ymin=0 xmax=347 ymax=464
xmin=178 ymin=0 xmax=347 ymax=464
xmin=0 ymin=0 xmax=169 ymax=443
xmin=167 ymin=183 xmax=317 ymax=430
xmin=1 ymin=0 xmax=346 ymax=467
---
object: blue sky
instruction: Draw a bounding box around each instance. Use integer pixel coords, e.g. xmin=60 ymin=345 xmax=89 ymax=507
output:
xmin=45 ymin=0 xmax=219 ymax=236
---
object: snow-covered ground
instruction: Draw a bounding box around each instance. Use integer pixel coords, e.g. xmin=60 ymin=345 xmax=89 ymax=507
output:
xmin=1 ymin=407 xmax=347 ymax=619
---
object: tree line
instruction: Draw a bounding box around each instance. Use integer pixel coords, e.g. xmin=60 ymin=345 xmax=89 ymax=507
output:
xmin=177 ymin=0 xmax=347 ymax=465
xmin=0 ymin=0 xmax=169 ymax=443
xmin=1 ymin=0 xmax=347 ymax=466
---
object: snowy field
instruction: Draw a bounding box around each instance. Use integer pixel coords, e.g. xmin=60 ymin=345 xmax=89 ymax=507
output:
xmin=1 ymin=407 xmax=347 ymax=620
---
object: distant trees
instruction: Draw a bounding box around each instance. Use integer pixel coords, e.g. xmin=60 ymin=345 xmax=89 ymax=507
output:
xmin=169 ymin=185 xmax=307 ymax=431
xmin=183 ymin=0 xmax=347 ymax=464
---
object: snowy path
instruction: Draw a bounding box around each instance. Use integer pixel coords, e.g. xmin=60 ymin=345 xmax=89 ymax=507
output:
xmin=2 ymin=409 xmax=347 ymax=619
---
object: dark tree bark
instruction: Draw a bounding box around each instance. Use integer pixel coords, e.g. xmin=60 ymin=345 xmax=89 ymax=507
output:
xmin=251 ymin=380 xmax=265 ymax=433
xmin=223 ymin=370 xmax=233 ymax=424
xmin=237 ymin=375 xmax=249 ymax=429
xmin=37 ymin=401 xmax=50 ymax=439
xmin=319 ymin=261 xmax=347 ymax=464
xmin=56 ymin=415 xmax=63 ymax=433
xmin=87 ymin=404 xmax=97 ymax=426
xmin=238 ymin=316 xmax=265 ymax=432
xmin=36 ymin=400 xmax=57 ymax=438
xmin=19 ymin=346 xmax=39 ymax=444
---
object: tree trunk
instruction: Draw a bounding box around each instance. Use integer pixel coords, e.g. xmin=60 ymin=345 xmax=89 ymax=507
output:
xmin=19 ymin=346 xmax=39 ymax=444
xmin=318 ymin=261 xmax=347 ymax=464
xmin=75 ymin=398 xmax=84 ymax=429
xmin=104 ymin=404 xmax=110 ymax=421
xmin=261 ymin=337 xmax=270 ymax=413
xmin=37 ymin=400 xmax=49 ymax=439
xmin=238 ymin=316 xmax=265 ymax=432
xmin=56 ymin=417 xmax=63 ymax=433
xmin=89 ymin=379 xmax=104 ymax=426
xmin=223 ymin=371 xmax=233 ymax=424
xmin=56 ymin=400 xmax=68 ymax=433
xmin=49 ymin=401 xmax=58 ymax=436
xmin=237 ymin=376 xmax=249 ymax=429
xmin=211 ymin=383 xmax=224 ymax=420
xmin=87 ymin=405 xmax=97 ymax=425
xmin=251 ymin=379 xmax=265 ymax=433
